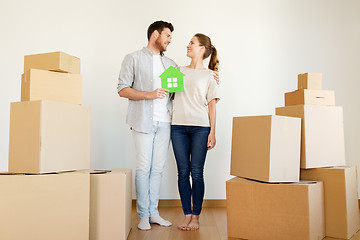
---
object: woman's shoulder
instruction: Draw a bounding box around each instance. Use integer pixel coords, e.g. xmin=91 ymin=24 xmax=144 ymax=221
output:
xmin=180 ymin=66 xmax=212 ymax=73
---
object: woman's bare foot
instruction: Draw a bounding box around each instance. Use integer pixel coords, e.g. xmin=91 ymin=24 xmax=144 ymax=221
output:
xmin=186 ymin=215 xmax=200 ymax=230
xmin=178 ymin=214 xmax=192 ymax=230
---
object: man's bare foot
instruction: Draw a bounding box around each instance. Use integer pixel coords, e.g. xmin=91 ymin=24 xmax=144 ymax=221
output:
xmin=187 ymin=215 xmax=199 ymax=230
xmin=178 ymin=214 xmax=192 ymax=230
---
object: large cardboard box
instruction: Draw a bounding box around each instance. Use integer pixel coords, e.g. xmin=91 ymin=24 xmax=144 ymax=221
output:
xmin=285 ymin=89 xmax=335 ymax=106
xmin=276 ymin=105 xmax=345 ymax=169
xmin=301 ymin=166 xmax=360 ymax=239
xmin=8 ymin=100 xmax=90 ymax=173
xmin=298 ymin=73 xmax=322 ymax=90
xmin=231 ymin=115 xmax=301 ymax=182
xmin=24 ymin=51 xmax=80 ymax=74
xmin=90 ymin=169 xmax=132 ymax=240
xmin=21 ymin=69 xmax=82 ymax=105
xmin=0 ymin=171 xmax=90 ymax=240
xmin=226 ymin=177 xmax=325 ymax=240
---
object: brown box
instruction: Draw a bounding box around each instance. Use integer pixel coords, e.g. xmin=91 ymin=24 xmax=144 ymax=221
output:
xmin=298 ymin=73 xmax=322 ymax=90
xmin=0 ymin=171 xmax=90 ymax=240
xmin=21 ymin=69 xmax=82 ymax=105
xmin=90 ymin=169 xmax=132 ymax=240
xmin=9 ymin=100 xmax=90 ymax=173
xmin=285 ymin=89 xmax=335 ymax=106
xmin=276 ymin=105 xmax=345 ymax=169
xmin=24 ymin=51 xmax=80 ymax=74
xmin=231 ymin=115 xmax=301 ymax=182
xmin=301 ymin=166 xmax=360 ymax=239
xmin=226 ymin=177 xmax=325 ymax=240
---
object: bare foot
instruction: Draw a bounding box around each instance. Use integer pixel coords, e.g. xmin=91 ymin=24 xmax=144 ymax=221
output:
xmin=178 ymin=214 xmax=192 ymax=231
xmin=187 ymin=215 xmax=199 ymax=230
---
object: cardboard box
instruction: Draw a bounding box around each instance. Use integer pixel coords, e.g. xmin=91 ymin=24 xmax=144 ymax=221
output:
xmin=231 ymin=115 xmax=301 ymax=182
xmin=285 ymin=89 xmax=335 ymax=106
xmin=298 ymin=73 xmax=322 ymax=90
xmin=8 ymin=100 xmax=90 ymax=173
xmin=226 ymin=177 xmax=325 ymax=240
xmin=0 ymin=171 xmax=90 ymax=240
xmin=301 ymin=166 xmax=360 ymax=239
xmin=21 ymin=69 xmax=82 ymax=105
xmin=276 ymin=105 xmax=345 ymax=169
xmin=90 ymin=169 xmax=132 ymax=240
xmin=24 ymin=51 xmax=80 ymax=74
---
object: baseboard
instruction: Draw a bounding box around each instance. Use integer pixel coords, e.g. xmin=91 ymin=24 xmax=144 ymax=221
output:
xmin=132 ymin=199 xmax=226 ymax=208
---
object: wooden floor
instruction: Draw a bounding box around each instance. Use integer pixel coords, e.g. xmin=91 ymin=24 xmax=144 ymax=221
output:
xmin=127 ymin=206 xmax=360 ymax=240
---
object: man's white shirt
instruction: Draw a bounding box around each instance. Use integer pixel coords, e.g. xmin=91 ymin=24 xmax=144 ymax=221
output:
xmin=152 ymin=55 xmax=171 ymax=122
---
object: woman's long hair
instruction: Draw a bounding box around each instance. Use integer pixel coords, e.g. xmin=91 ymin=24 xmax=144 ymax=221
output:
xmin=194 ymin=33 xmax=219 ymax=71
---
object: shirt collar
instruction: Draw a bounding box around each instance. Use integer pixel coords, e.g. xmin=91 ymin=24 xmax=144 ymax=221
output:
xmin=142 ymin=47 xmax=164 ymax=57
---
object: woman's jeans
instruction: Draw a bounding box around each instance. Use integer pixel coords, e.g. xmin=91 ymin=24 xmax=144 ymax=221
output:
xmin=171 ymin=125 xmax=210 ymax=215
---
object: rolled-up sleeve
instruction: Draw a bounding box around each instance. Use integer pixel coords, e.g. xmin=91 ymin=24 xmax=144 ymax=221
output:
xmin=206 ymin=74 xmax=220 ymax=104
xmin=117 ymin=54 xmax=134 ymax=93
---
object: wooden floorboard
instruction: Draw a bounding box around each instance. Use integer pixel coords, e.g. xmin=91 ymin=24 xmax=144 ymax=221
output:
xmin=127 ymin=205 xmax=360 ymax=240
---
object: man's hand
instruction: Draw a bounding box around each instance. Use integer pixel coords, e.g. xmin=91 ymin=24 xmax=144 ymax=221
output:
xmin=213 ymin=71 xmax=219 ymax=85
xmin=149 ymin=88 xmax=169 ymax=99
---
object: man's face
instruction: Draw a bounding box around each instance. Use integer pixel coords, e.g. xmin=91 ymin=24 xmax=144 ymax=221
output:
xmin=155 ymin=28 xmax=172 ymax=52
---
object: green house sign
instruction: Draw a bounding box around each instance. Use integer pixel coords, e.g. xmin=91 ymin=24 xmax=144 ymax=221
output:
xmin=159 ymin=66 xmax=185 ymax=93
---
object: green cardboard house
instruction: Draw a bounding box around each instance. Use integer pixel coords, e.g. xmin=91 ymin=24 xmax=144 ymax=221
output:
xmin=159 ymin=66 xmax=185 ymax=93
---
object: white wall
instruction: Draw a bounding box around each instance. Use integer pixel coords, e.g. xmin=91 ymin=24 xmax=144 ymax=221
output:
xmin=1 ymin=0 xmax=359 ymax=199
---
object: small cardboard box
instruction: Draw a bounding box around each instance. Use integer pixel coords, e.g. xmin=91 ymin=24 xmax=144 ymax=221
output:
xmin=21 ymin=69 xmax=82 ymax=105
xmin=226 ymin=177 xmax=325 ymax=240
xmin=301 ymin=166 xmax=360 ymax=239
xmin=285 ymin=89 xmax=335 ymax=106
xmin=276 ymin=105 xmax=345 ymax=169
xmin=231 ymin=115 xmax=301 ymax=182
xmin=90 ymin=169 xmax=132 ymax=240
xmin=0 ymin=171 xmax=90 ymax=240
xmin=9 ymin=100 xmax=90 ymax=173
xmin=298 ymin=73 xmax=322 ymax=90
xmin=24 ymin=51 xmax=80 ymax=74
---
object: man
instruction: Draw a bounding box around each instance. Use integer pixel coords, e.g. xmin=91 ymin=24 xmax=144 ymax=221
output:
xmin=117 ymin=20 xmax=176 ymax=230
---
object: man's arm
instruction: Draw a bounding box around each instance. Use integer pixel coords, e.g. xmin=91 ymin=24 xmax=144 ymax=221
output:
xmin=118 ymin=87 xmax=169 ymax=100
xmin=118 ymin=53 xmax=169 ymax=100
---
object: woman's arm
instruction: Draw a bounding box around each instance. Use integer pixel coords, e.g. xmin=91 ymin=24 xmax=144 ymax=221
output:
xmin=207 ymin=99 xmax=217 ymax=150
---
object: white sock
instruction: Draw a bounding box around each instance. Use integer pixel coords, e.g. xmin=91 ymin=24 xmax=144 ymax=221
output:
xmin=138 ymin=217 xmax=151 ymax=230
xmin=150 ymin=215 xmax=172 ymax=226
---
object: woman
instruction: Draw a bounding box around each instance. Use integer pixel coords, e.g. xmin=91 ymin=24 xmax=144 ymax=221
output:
xmin=171 ymin=33 xmax=220 ymax=231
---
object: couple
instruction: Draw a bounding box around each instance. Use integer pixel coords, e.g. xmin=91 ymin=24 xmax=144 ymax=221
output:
xmin=117 ymin=20 xmax=220 ymax=231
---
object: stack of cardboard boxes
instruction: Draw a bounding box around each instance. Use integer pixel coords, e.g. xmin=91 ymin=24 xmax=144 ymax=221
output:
xmin=227 ymin=73 xmax=360 ymax=240
xmin=0 ymin=52 xmax=132 ymax=240
xmin=277 ymin=73 xmax=360 ymax=239
xmin=89 ymin=169 xmax=132 ymax=240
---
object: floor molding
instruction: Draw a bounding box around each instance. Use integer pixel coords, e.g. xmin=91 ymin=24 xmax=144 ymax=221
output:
xmin=132 ymin=199 xmax=226 ymax=208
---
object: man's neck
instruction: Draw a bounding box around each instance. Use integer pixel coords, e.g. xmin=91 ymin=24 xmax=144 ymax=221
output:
xmin=146 ymin=43 xmax=161 ymax=55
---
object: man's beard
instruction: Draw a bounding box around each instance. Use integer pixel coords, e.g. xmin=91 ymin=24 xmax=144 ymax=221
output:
xmin=155 ymin=38 xmax=167 ymax=52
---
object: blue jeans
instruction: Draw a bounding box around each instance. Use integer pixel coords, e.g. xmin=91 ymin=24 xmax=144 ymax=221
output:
xmin=171 ymin=125 xmax=210 ymax=215
xmin=133 ymin=121 xmax=170 ymax=218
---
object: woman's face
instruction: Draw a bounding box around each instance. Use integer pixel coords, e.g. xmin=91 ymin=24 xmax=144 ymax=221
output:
xmin=187 ymin=36 xmax=205 ymax=59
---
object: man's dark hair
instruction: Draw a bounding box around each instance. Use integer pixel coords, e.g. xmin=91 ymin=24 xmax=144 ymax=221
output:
xmin=147 ymin=21 xmax=174 ymax=40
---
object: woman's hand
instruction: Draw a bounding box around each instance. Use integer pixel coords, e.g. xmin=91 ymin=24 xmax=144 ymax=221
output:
xmin=207 ymin=131 xmax=216 ymax=150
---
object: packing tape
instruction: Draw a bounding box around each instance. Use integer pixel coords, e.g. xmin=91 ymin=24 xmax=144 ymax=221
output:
xmin=23 ymin=70 xmax=28 ymax=83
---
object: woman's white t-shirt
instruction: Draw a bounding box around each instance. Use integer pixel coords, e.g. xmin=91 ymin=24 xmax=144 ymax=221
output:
xmin=171 ymin=66 xmax=219 ymax=127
